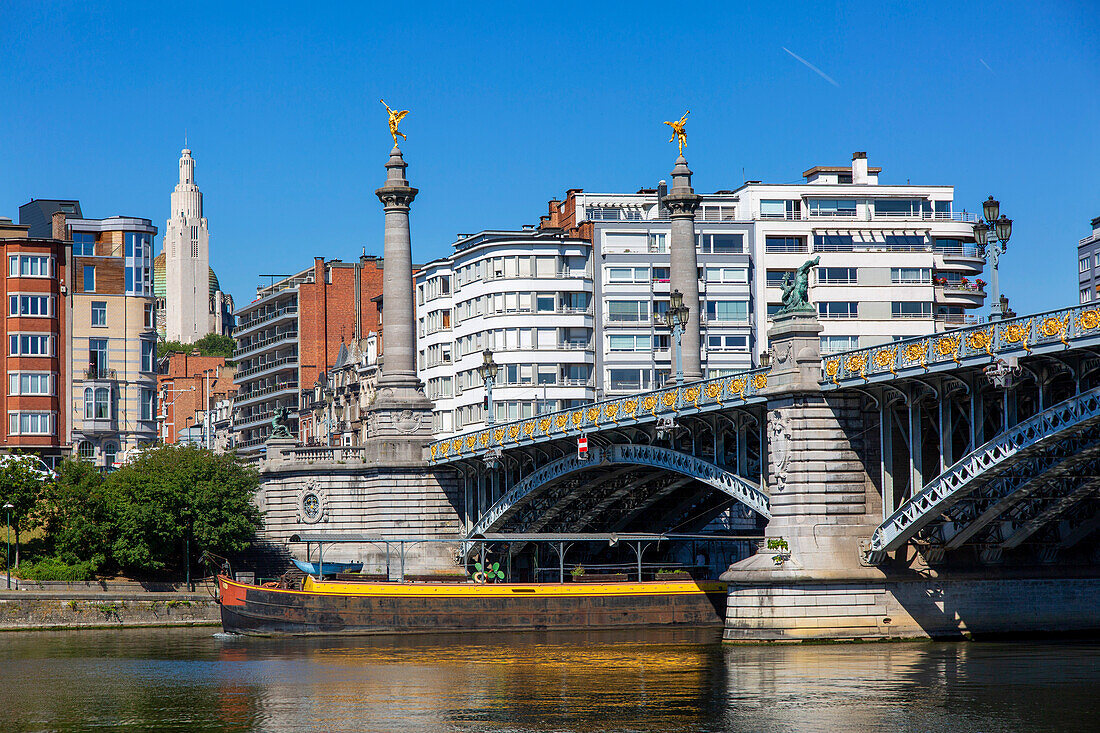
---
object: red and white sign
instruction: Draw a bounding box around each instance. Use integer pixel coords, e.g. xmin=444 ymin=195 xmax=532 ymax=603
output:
xmin=578 ymin=435 xmax=588 ymax=459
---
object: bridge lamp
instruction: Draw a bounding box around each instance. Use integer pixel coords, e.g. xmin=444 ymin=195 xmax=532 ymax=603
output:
xmin=665 ymin=289 xmax=690 ymax=386
xmin=478 ymin=348 xmax=499 ymax=427
xmin=973 ymin=195 xmax=1013 ymax=322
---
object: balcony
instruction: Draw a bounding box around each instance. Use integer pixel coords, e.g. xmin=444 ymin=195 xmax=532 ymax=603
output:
xmin=233 ymin=330 xmax=298 ymax=359
xmin=233 ymin=305 xmax=298 ymax=336
xmin=236 ymin=355 xmax=299 ymax=379
xmin=81 ymin=415 xmax=117 ymax=435
xmin=83 ymin=367 xmax=117 ymax=380
xmin=234 ymin=381 xmax=299 ymax=407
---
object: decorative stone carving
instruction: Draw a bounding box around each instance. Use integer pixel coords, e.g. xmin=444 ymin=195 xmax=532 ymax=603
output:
xmin=296 ymin=481 xmax=328 ymax=524
xmin=394 ymin=410 xmax=423 ymax=434
xmin=769 ymin=409 xmax=793 ymax=492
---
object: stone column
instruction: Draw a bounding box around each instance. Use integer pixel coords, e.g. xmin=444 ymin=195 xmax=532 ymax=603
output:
xmin=366 ymin=145 xmax=433 ymax=465
xmin=665 ymin=155 xmax=702 ymax=382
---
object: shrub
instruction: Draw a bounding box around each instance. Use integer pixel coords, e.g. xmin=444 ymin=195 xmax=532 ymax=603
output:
xmin=17 ymin=556 xmax=97 ymax=581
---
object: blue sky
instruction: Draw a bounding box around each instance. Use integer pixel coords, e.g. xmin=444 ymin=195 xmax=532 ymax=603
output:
xmin=2 ymin=1 xmax=1097 ymax=316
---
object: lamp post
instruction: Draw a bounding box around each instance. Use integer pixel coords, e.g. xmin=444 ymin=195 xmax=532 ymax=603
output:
xmin=4 ymin=502 xmax=12 ymax=590
xmin=665 ymin=289 xmax=690 ymax=386
xmin=478 ymin=348 xmax=499 ymax=426
xmin=974 ymin=195 xmax=1013 ymax=321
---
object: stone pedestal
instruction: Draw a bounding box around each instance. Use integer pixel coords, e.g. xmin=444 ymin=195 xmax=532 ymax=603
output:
xmin=665 ymin=155 xmax=702 ymax=381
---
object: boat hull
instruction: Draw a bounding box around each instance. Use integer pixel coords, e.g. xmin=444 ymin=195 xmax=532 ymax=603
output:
xmin=218 ymin=575 xmax=727 ymax=636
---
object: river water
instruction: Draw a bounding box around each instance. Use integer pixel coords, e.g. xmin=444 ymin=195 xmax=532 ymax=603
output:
xmin=2 ymin=627 xmax=1099 ymax=732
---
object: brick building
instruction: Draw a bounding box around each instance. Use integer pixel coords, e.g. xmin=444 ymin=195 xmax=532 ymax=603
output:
xmin=157 ymin=351 xmax=237 ymax=447
xmin=233 ymin=255 xmax=384 ymax=455
xmin=0 ymin=212 xmax=70 ymax=466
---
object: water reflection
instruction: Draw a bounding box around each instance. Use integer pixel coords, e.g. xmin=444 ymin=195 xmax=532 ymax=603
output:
xmin=1 ymin=627 xmax=1098 ymax=732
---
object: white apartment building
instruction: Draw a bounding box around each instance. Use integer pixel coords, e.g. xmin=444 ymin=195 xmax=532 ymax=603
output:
xmin=418 ymin=152 xmax=986 ymax=437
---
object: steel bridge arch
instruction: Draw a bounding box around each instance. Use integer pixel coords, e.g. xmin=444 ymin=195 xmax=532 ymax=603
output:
xmin=871 ymin=384 xmax=1100 ymax=555
xmin=467 ymin=443 xmax=771 ymax=539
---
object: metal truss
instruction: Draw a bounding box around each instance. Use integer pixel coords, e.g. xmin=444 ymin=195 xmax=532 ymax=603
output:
xmin=466 ymin=443 xmax=769 ymax=540
xmin=871 ymin=384 xmax=1100 ymax=554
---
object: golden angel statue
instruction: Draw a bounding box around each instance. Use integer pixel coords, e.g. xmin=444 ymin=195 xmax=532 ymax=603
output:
xmin=380 ymin=99 xmax=410 ymax=144
xmin=664 ymin=110 xmax=690 ymax=155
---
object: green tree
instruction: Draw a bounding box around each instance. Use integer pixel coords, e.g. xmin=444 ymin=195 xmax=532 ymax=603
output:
xmin=106 ymin=445 xmax=262 ymax=575
xmin=33 ymin=459 xmax=111 ymax=571
xmin=0 ymin=457 xmax=49 ymax=568
xmin=193 ymin=333 xmax=234 ymax=358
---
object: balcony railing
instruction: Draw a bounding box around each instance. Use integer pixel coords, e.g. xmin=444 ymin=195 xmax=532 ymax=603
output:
xmin=236 ymin=355 xmax=298 ymax=378
xmin=234 ymin=305 xmax=298 ymax=334
xmin=233 ymin=330 xmax=298 ymax=358
xmin=764 ymin=242 xmax=809 ymax=253
xmin=84 ymin=367 xmax=117 ymax=380
xmin=234 ymin=382 xmax=299 ymax=404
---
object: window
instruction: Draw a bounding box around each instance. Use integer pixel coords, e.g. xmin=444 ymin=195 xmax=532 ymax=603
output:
xmin=647 ymin=233 xmax=667 ymax=253
xmin=9 ymin=255 xmax=51 ymax=277
xmin=767 ymin=303 xmax=783 ymax=317
xmin=708 ymin=335 xmax=749 ymax=351
xmin=883 ymin=235 xmax=926 ymax=250
xmin=9 ymin=373 xmax=51 ymax=395
xmin=821 ymin=335 xmax=859 ymax=353
xmin=607 ymin=300 xmax=649 ymax=322
xmin=759 ymin=200 xmax=800 ymax=220
xmin=891 ymin=268 xmax=931 ymax=284
xmin=140 ymin=388 xmax=155 ymax=421
xmin=83 ymin=388 xmax=94 ymax=419
xmin=78 ymin=442 xmax=95 ymax=461
xmin=705 ymin=301 xmax=749 ymax=322
xmin=9 ymin=334 xmax=50 ymax=356
xmin=141 ymin=340 xmax=155 ymax=373
xmin=73 ymin=232 xmax=95 ymax=256
xmin=104 ymin=443 xmax=118 ymax=467
xmin=609 ymin=369 xmax=651 ymax=392
xmin=652 ymin=267 xmax=670 ymax=282
xmin=91 ymin=301 xmax=107 ymax=327
xmin=536 ymin=295 xmax=556 ymax=313
xmin=765 ymin=236 xmax=807 ymax=253
xmin=536 ymin=365 xmax=557 ymax=386
xmin=144 ymin=303 xmax=154 ymax=329
xmin=705 ymin=267 xmax=748 ymax=283
xmin=88 ymin=338 xmax=108 ymax=376
xmin=1083 ymin=289 xmax=1092 ymax=304
xmin=818 ymin=302 xmax=859 ymax=319
xmin=808 ymin=199 xmax=857 ymax=217
xmin=873 ymin=199 xmax=929 ymax=217
xmin=819 ymin=267 xmax=857 ymax=285
xmin=83 ymin=265 xmax=96 ymax=292
xmin=1082 ymin=257 xmax=1091 ymax=273
xmin=608 ymin=267 xmax=648 ymax=283
xmin=8 ymin=412 xmax=52 ymax=435
xmin=1096 ymin=254 xmax=1100 ymax=268
xmin=609 ymin=334 xmax=652 ymax=351
xmin=892 ymin=301 xmax=932 ymax=318
xmin=814 ymin=234 xmax=855 ymax=251
xmin=766 ymin=270 xmax=794 ymax=287
xmin=698 ymin=233 xmax=744 ymax=253
xmin=9 ymin=295 xmax=50 ymax=316
xmin=94 ymin=388 xmax=110 ymax=419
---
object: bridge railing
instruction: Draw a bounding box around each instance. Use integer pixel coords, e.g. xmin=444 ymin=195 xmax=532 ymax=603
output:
xmin=821 ymin=303 xmax=1100 ymax=387
xmin=428 ymin=366 xmax=771 ymax=464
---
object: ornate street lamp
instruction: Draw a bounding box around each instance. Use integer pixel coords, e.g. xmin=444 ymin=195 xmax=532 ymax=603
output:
xmin=974 ymin=196 xmax=1013 ymax=321
xmin=665 ymin=289 xmax=690 ymax=386
xmin=478 ymin=348 xmax=499 ymax=426
xmin=4 ymin=502 xmax=13 ymax=590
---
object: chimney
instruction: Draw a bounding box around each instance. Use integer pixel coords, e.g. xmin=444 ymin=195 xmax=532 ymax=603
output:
xmin=51 ymin=210 xmax=68 ymax=241
xmin=657 ymin=179 xmax=668 ymax=215
xmin=852 ymin=152 xmax=868 ymax=184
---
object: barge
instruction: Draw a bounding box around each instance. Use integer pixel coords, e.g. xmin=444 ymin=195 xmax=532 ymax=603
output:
xmin=217 ymin=574 xmax=728 ymax=636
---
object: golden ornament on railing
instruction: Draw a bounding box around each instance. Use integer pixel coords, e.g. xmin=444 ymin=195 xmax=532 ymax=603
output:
xmin=752 ymin=373 xmax=767 ymax=390
xmin=523 ymin=421 xmax=535 ymax=436
xmin=1000 ymin=320 xmax=1032 ymax=353
xmin=571 ymin=411 xmax=583 ymax=426
xmin=643 ymin=394 xmax=659 ymax=414
xmin=622 ymin=399 xmax=638 ymax=416
xmin=430 ymin=444 xmax=438 ymax=460
xmin=824 ymin=359 xmax=840 ymax=385
xmin=934 ymin=335 xmax=959 ymax=356
xmin=508 ymin=425 xmax=520 ymax=440
xmin=662 ymin=391 xmax=678 ymax=408
xmin=605 ymin=403 xmax=618 ymax=421
xmin=1040 ymin=313 xmax=1071 ymax=346
xmin=844 ymin=353 xmax=868 ymax=379
xmin=1078 ymin=309 xmax=1100 ymax=331
xmin=465 ymin=435 xmax=476 ymax=449
xmin=965 ymin=329 xmax=992 ymax=353
xmin=493 ymin=428 xmax=506 ymax=443
xmin=704 ymin=382 xmax=723 ymax=405
xmin=539 ymin=418 xmax=551 ymax=433
xmin=728 ymin=378 xmax=746 ymax=396
xmin=555 ymin=414 xmax=569 ymax=430
xmin=479 ymin=432 xmax=490 ymax=446
xmin=683 ymin=386 xmax=700 ymax=407
xmin=872 ymin=347 xmax=898 ymax=376
xmin=902 ymin=342 xmax=927 ymax=368
xmin=452 ymin=439 xmax=462 ymax=453
xmin=586 ymin=407 xmax=600 ymax=425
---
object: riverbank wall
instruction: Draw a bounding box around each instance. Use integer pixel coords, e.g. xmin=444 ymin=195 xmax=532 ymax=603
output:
xmin=0 ymin=587 xmax=219 ymax=630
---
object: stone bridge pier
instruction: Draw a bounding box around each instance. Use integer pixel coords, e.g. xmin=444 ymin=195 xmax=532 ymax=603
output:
xmin=721 ymin=312 xmax=1100 ymax=641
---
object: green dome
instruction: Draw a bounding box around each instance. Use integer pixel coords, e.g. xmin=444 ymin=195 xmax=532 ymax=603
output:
xmin=153 ymin=252 xmax=221 ymax=298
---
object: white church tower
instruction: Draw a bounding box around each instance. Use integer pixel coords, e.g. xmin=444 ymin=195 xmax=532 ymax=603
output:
xmin=164 ymin=148 xmax=212 ymax=343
